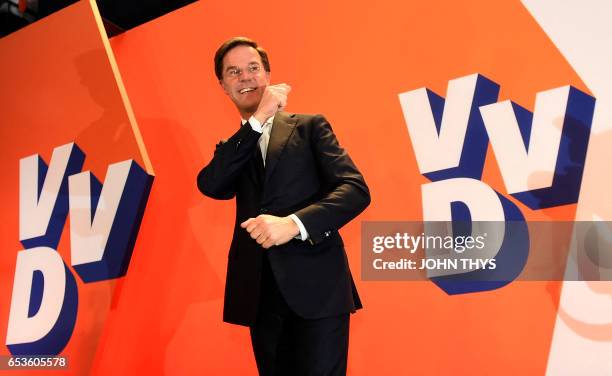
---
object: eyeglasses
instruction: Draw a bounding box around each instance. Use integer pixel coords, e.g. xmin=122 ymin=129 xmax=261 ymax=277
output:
xmin=225 ymin=63 xmax=262 ymax=79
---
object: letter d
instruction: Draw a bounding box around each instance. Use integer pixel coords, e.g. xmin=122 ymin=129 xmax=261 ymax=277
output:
xmin=5 ymin=247 xmax=78 ymax=355
xmin=422 ymin=178 xmax=529 ymax=294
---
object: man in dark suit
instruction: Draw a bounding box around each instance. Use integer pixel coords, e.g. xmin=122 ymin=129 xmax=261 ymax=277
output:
xmin=197 ymin=37 xmax=370 ymax=376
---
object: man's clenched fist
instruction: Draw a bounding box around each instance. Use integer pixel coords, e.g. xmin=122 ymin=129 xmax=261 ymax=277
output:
xmin=241 ymin=214 xmax=299 ymax=249
xmin=253 ymin=83 xmax=291 ymax=124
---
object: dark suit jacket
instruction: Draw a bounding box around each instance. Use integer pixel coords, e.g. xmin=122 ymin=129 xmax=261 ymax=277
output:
xmin=197 ymin=112 xmax=370 ymax=326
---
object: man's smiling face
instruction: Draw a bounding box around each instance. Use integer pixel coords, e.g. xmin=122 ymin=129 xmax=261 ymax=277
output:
xmin=219 ymin=45 xmax=270 ymax=119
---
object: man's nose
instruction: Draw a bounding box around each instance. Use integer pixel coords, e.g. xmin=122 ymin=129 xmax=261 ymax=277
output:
xmin=239 ymin=71 xmax=252 ymax=81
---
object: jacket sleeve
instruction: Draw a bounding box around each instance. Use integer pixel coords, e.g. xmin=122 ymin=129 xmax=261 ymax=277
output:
xmin=293 ymin=115 xmax=371 ymax=244
xmin=197 ymin=124 xmax=261 ymax=200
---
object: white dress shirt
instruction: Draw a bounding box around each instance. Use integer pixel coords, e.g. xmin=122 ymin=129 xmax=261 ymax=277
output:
xmin=242 ymin=115 xmax=310 ymax=241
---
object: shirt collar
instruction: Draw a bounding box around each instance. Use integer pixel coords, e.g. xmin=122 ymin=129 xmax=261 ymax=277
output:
xmin=241 ymin=115 xmax=275 ymax=126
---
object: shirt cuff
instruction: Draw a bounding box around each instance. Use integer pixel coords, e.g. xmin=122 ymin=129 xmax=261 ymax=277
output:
xmin=289 ymin=214 xmax=309 ymax=241
xmin=248 ymin=116 xmax=263 ymax=133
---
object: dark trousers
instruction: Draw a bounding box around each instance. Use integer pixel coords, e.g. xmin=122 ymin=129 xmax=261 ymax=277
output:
xmin=250 ymin=257 xmax=350 ymax=376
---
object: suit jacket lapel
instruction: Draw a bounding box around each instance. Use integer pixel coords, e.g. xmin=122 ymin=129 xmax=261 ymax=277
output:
xmin=264 ymin=112 xmax=297 ymax=186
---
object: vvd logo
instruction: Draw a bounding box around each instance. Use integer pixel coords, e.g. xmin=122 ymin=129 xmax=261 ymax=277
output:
xmin=5 ymin=143 xmax=153 ymax=355
xmin=399 ymin=74 xmax=595 ymax=295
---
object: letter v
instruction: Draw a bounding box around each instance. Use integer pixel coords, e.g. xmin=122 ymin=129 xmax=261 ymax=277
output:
xmin=19 ymin=143 xmax=85 ymax=249
xmin=68 ymin=160 xmax=153 ymax=282
xmin=398 ymin=73 xmax=499 ymax=181
xmin=479 ymin=86 xmax=595 ymax=209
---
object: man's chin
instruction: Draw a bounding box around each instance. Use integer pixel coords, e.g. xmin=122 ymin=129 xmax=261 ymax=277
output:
xmin=237 ymin=103 xmax=259 ymax=117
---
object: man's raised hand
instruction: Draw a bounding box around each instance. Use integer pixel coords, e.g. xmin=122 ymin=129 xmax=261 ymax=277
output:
xmin=253 ymin=83 xmax=291 ymax=124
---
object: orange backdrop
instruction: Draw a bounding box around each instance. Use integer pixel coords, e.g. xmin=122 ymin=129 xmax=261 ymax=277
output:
xmin=1 ymin=0 xmax=590 ymax=374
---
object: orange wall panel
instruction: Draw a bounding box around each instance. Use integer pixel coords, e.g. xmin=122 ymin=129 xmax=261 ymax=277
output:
xmin=0 ymin=0 xmax=592 ymax=374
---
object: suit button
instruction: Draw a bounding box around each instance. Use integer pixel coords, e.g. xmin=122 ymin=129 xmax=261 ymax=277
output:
xmin=260 ymin=208 xmax=268 ymax=214
xmin=324 ymin=231 xmax=331 ymax=237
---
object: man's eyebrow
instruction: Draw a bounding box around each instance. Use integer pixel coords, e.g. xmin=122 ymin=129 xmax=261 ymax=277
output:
xmin=225 ymin=61 xmax=260 ymax=72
